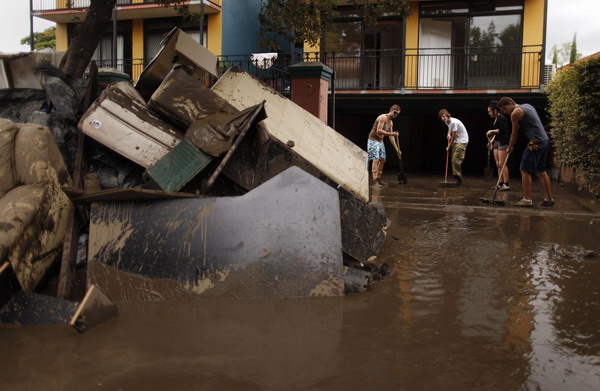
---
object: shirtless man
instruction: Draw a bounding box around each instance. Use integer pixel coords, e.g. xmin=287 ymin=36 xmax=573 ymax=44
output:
xmin=367 ymin=105 xmax=400 ymax=187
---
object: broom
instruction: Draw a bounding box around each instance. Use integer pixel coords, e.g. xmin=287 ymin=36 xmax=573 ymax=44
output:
xmin=438 ymin=140 xmax=457 ymax=188
xmin=479 ymin=151 xmax=511 ymax=205
xmin=391 ymin=134 xmax=407 ymax=184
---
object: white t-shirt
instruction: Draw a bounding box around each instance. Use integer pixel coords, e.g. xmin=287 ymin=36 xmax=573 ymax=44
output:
xmin=446 ymin=117 xmax=469 ymax=144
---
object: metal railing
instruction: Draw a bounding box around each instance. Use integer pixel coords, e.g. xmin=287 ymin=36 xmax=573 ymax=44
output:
xmin=219 ymin=46 xmax=544 ymax=93
xmin=33 ymin=0 xmax=145 ymax=12
xmin=93 ymin=58 xmax=148 ymax=81
xmin=91 ymin=46 xmax=543 ymax=93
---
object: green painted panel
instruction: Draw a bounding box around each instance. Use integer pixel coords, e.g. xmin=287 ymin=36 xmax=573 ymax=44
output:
xmin=145 ymin=139 xmax=213 ymax=192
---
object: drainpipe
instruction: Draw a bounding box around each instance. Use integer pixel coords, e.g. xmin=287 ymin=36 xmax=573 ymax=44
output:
xmin=540 ymin=0 xmax=548 ymax=90
xmin=112 ymin=5 xmax=117 ymax=68
xmin=199 ymin=1 xmax=205 ymax=46
xmin=29 ymin=0 xmax=34 ymax=51
xmin=331 ymin=54 xmax=336 ymax=130
xmin=400 ymin=15 xmax=406 ymax=90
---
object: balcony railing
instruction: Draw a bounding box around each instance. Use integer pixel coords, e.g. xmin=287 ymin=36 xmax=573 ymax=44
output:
xmin=93 ymin=58 xmax=148 ymax=82
xmin=219 ymin=45 xmax=544 ymax=93
xmin=93 ymin=46 xmax=543 ymax=94
xmin=33 ymin=0 xmax=142 ymax=11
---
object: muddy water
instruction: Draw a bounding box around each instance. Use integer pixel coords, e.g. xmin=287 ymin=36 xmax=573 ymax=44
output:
xmin=2 ymin=182 xmax=600 ymax=390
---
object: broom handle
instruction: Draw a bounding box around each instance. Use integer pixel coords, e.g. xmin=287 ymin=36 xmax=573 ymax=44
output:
xmin=394 ymin=135 xmax=402 ymax=158
xmin=491 ymin=151 xmax=511 ymax=198
xmin=444 ymin=140 xmax=451 ymax=181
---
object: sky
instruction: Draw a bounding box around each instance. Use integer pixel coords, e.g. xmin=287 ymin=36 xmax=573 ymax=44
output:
xmin=0 ymin=0 xmax=599 ymax=60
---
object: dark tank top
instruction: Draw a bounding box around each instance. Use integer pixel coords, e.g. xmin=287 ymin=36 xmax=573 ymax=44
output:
xmin=519 ymin=104 xmax=548 ymax=141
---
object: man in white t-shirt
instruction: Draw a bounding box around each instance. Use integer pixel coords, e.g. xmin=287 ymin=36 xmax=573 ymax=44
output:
xmin=439 ymin=109 xmax=469 ymax=185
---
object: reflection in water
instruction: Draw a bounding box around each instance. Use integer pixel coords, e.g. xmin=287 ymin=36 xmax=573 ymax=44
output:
xmin=380 ymin=207 xmax=600 ymax=391
xmin=525 ymin=244 xmax=600 ymax=390
xmin=1 ymin=199 xmax=600 ymax=390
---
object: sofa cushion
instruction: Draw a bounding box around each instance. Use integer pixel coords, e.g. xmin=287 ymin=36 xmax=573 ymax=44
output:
xmin=0 ymin=183 xmax=46 ymax=262
xmin=14 ymin=123 xmax=71 ymax=187
xmin=0 ymin=119 xmax=18 ymax=197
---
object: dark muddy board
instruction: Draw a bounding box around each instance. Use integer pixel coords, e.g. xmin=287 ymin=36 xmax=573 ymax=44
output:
xmin=221 ymin=129 xmax=388 ymax=263
xmin=0 ymin=262 xmax=21 ymax=310
xmin=0 ymin=291 xmax=78 ymax=326
xmin=88 ymin=167 xmax=345 ymax=300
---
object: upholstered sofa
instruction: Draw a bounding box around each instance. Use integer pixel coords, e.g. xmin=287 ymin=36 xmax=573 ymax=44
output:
xmin=0 ymin=118 xmax=72 ymax=291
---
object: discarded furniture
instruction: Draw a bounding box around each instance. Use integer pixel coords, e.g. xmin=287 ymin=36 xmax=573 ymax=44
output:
xmin=212 ymin=66 xmax=369 ymax=203
xmin=0 ymin=51 xmax=64 ymax=89
xmin=144 ymin=101 xmax=267 ymax=192
xmin=135 ymin=27 xmax=219 ymax=101
xmin=0 ymin=119 xmax=72 ymax=291
xmin=210 ymin=67 xmax=387 ymax=263
xmin=147 ymin=66 xmax=237 ymax=130
xmin=97 ymin=67 xmax=130 ymax=94
xmin=0 ymin=284 xmax=117 ymax=332
xmin=88 ymin=167 xmax=345 ymax=300
xmin=78 ymin=81 xmax=183 ymax=168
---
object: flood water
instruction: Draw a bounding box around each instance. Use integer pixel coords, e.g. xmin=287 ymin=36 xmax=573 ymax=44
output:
xmin=2 ymin=176 xmax=600 ymax=390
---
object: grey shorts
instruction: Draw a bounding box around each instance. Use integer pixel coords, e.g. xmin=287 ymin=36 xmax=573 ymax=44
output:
xmin=493 ymin=140 xmax=508 ymax=151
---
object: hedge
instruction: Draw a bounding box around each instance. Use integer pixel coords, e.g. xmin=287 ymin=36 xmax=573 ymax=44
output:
xmin=546 ymin=55 xmax=600 ymax=196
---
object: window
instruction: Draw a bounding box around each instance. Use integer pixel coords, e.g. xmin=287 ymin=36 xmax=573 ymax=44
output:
xmin=418 ymin=0 xmax=523 ymax=88
xmin=323 ymin=10 xmax=404 ymax=88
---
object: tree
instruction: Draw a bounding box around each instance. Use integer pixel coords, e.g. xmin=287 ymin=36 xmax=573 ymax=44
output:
xmin=258 ymin=0 xmax=411 ymax=51
xmin=569 ymin=33 xmax=580 ymax=64
xmin=20 ymin=27 xmax=56 ymax=50
xmin=552 ymin=46 xmax=558 ymax=65
xmin=59 ymin=0 xmax=200 ymax=79
xmin=547 ymin=35 xmax=583 ymax=66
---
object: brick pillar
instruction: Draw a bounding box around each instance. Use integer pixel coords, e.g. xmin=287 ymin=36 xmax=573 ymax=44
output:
xmin=288 ymin=62 xmax=333 ymax=124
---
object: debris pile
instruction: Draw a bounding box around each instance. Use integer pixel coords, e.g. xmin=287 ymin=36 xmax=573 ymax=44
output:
xmin=0 ymin=28 xmax=388 ymax=332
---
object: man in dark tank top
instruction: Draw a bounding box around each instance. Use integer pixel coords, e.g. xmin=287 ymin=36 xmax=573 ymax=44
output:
xmin=498 ymin=97 xmax=554 ymax=207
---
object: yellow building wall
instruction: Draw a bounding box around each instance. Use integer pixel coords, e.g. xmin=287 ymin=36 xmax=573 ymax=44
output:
xmin=304 ymin=42 xmax=320 ymax=53
xmin=207 ymin=12 xmax=222 ymax=56
xmin=404 ymin=1 xmax=420 ymax=89
xmin=55 ymin=23 xmax=69 ymax=51
xmin=132 ymin=19 xmax=144 ymax=82
xmin=521 ymin=0 xmax=546 ymax=87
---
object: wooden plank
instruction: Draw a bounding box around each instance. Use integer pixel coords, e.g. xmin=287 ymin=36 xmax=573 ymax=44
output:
xmin=57 ymin=205 xmax=80 ymax=300
xmin=72 ymin=187 xmax=199 ymax=203
xmin=69 ymin=284 xmax=118 ymax=333
xmin=211 ymin=67 xmax=369 ymax=203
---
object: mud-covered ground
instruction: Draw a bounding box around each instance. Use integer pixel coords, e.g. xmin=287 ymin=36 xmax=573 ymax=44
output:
xmin=1 ymin=174 xmax=600 ymax=391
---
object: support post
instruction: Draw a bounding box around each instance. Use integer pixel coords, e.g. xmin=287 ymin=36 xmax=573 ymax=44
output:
xmin=288 ymin=61 xmax=333 ymax=125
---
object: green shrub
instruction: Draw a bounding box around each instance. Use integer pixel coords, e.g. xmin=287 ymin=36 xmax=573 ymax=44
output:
xmin=546 ymin=55 xmax=600 ymax=195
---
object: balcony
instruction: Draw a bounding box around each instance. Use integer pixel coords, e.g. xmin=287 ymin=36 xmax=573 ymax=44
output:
xmin=219 ymin=46 xmax=544 ymax=93
xmin=32 ymin=1 xmax=219 ymax=23
xmin=33 ymin=0 xmax=142 ymax=11
xmin=93 ymin=45 xmax=544 ymax=94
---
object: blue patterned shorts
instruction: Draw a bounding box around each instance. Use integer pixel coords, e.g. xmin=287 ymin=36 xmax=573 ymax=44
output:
xmin=368 ymin=139 xmax=386 ymax=160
